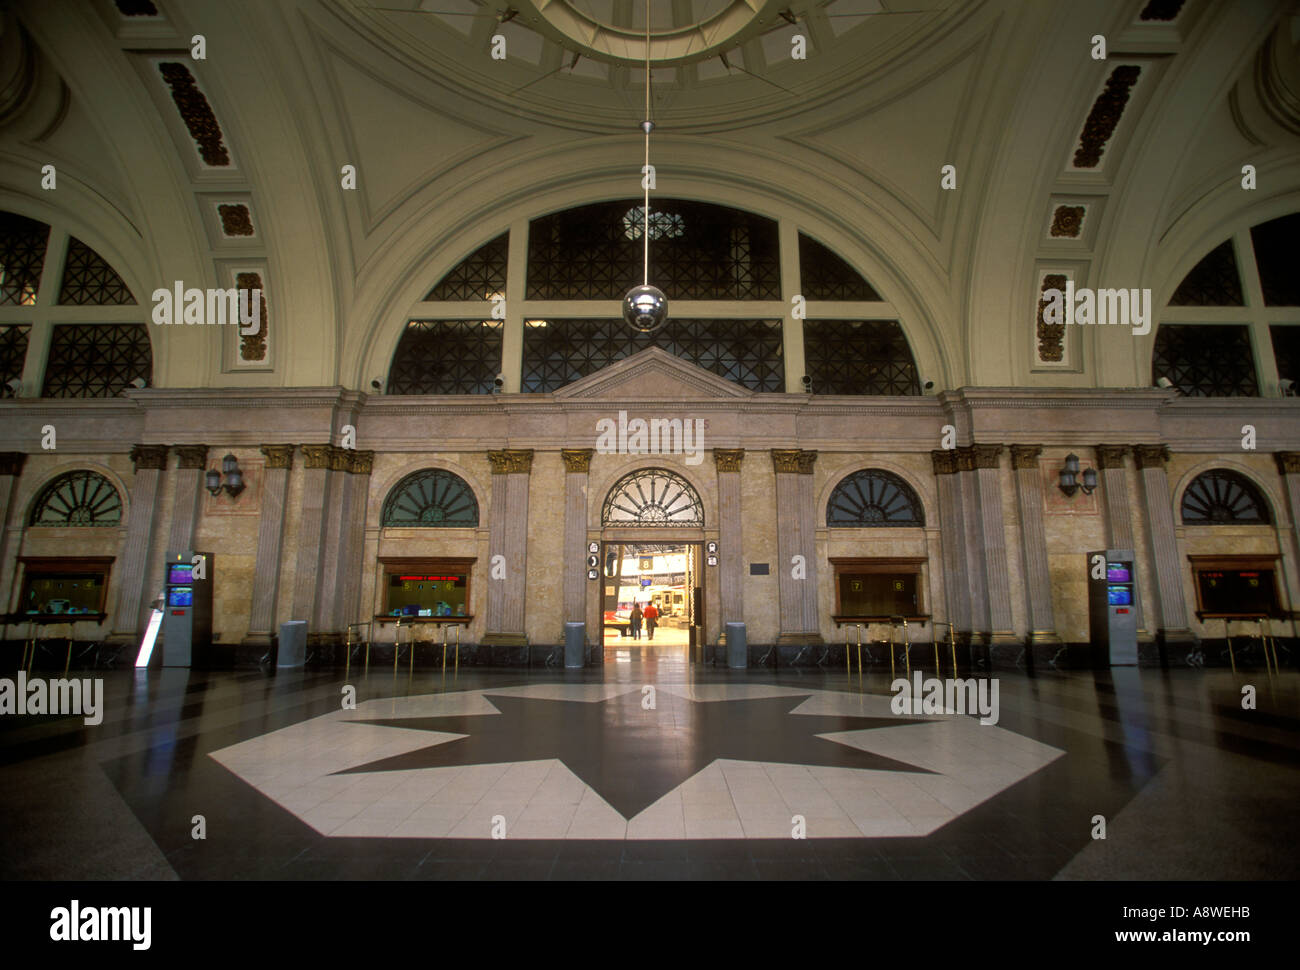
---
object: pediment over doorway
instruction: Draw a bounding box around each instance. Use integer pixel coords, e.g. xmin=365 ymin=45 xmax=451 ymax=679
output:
xmin=553 ymin=347 xmax=755 ymax=401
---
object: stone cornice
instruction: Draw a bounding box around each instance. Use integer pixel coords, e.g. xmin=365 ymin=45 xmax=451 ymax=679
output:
xmin=487 ymin=449 xmax=534 ymax=474
xmin=1095 ymin=444 xmax=1129 ymax=470
xmin=561 ymin=448 xmax=594 ymax=473
xmin=713 ymin=448 xmax=744 ymax=472
xmin=1009 ymin=444 xmax=1042 ymax=470
xmin=260 ymin=444 xmax=296 ymax=469
xmin=174 ymin=445 xmax=209 ymax=470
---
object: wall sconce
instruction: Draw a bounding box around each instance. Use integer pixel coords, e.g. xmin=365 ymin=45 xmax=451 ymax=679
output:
xmin=1058 ymin=453 xmax=1096 ymax=497
xmin=206 ymin=453 xmax=245 ymax=498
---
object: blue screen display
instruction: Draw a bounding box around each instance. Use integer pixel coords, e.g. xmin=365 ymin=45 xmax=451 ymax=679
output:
xmin=168 ymin=587 xmax=193 ymax=607
xmin=1107 ymin=586 xmax=1132 ymax=606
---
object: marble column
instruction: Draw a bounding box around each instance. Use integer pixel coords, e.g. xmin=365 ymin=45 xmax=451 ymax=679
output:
xmin=1011 ymin=445 xmax=1059 ymax=644
xmin=313 ymin=446 xmax=353 ymax=638
xmin=167 ymin=445 xmax=208 ymax=554
xmin=328 ymin=449 xmax=374 ymax=636
xmin=1273 ymin=453 xmax=1300 ymax=615
xmin=482 ymin=449 xmax=532 ymax=647
xmin=0 ymin=453 xmax=27 ymax=614
xmin=796 ymin=450 xmax=823 ymax=641
xmin=243 ymin=445 xmax=294 ymax=645
xmin=772 ymin=449 xmax=808 ymax=643
xmin=291 ymin=445 xmax=335 ymax=629
xmin=971 ymin=444 xmax=1015 ymax=643
xmin=714 ymin=449 xmax=745 ymax=628
xmin=561 ymin=449 xmax=594 ymax=631
xmin=108 ymin=445 xmax=169 ymax=640
xmin=1096 ymin=445 xmax=1135 ymax=550
xmin=931 ymin=450 xmax=970 ymax=636
xmin=954 ymin=446 xmax=990 ymax=640
xmin=1134 ymin=445 xmax=1194 ymax=644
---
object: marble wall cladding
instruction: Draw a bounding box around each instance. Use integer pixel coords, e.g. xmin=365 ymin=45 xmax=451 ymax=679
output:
xmin=1041 ymin=450 xmax=1107 ymax=643
xmin=274 ymin=456 xmax=305 ymax=629
xmin=997 ymin=460 xmax=1028 ymax=636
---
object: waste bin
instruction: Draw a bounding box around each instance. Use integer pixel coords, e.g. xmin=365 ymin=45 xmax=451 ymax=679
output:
xmin=725 ymin=621 xmax=747 ymax=669
xmin=564 ymin=621 xmax=585 ymax=668
xmin=277 ymin=620 xmax=308 ymax=669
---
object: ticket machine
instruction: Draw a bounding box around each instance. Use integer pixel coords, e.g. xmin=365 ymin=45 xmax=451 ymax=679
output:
xmin=162 ymin=550 xmax=213 ymax=667
xmin=1088 ymin=549 xmax=1137 ymax=665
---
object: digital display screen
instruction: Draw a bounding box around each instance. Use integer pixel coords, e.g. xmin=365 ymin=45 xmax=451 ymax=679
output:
xmin=1107 ymin=586 xmax=1132 ymax=606
xmin=1106 ymin=564 xmax=1131 ymax=582
xmin=168 ymin=587 xmax=193 ymax=607
xmin=168 ymin=564 xmax=193 ymax=585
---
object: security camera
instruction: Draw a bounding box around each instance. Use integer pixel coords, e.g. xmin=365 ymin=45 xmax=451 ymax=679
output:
xmin=800 ymin=375 xmax=812 ymax=392
xmin=4 ymin=378 xmax=21 ymax=395
xmin=493 ymin=374 xmax=505 ymax=393
xmin=922 ymin=378 xmax=936 ymax=393
xmin=130 ymin=377 xmax=147 ymax=389
xmin=370 ymin=379 xmax=383 ymax=391
xmin=1280 ymin=378 xmax=1296 ymax=397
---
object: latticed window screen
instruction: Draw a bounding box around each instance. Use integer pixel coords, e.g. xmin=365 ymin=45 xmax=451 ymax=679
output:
xmin=41 ymin=324 xmax=152 ymax=398
xmin=387 ymin=320 xmax=502 ymax=394
xmin=0 ymin=212 xmax=50 ymax=307
xmin=1180 ymin=469 xmax=1271 ymax=524
xmin=381 ymin=469 xmax=479 ymax=527
xmin=1151 ymin=324 xmax=1258 ymax=397
xmin=424 ymin=232 xmax=508 ymax=301
xmin=1168 ymin=240 xmax=1243 ymax=306
xmin=58 ymin=237 xmax=135 ymax=305
xmin=525 ymin=199 xmax=780 ymax=300
xmin=29 ymin=470 xmax=123 ymax=527
xmin=1250 ymin=214 xmax=1300 ymax=306
xmin=1270 ymin=326 xmax=1300 ymax=386
xmin=521 ymin=318 xmax=783 ymax=392
xmin=798 ymin=233 xmax=881 ymax=300
xmin=0 ymin=325 xmax=30 ymax=397
xmin=802 ymin=320 xmax=920 ymax=395
xmin=601 ymin=468 xmax=704 ymax=528
xmin=827 ymin=469 xmax=924 ymax=527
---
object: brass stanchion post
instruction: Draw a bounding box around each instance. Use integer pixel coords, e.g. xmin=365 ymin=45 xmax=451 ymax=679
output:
xmin=856 ymin=624 xmax=863 ymax=675
xmin=948 ymin=622 xmax=957 ymax=677
xmin=1225 ymin=618 xmax=1236 ymax=675
xmin=902 ymin=618 xmax=910 ymax=679
xmin=454 ymin=625 xmax=460 ymax=672
xmin=393 ymin=617 xmax=401 ymax=674
xmin=888 ymin=624 xmax=895 ymax=681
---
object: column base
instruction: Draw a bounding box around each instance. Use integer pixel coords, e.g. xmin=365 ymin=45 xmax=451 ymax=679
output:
xmin=480 ymin=632 xmax=529 ymax=647
xmin=1157 ymin=628 xmax=1197 ymax=645
xmin=776 ymin=632 xmax=824 ymax=646
xmin=241 ymin=633 xmax=273 ymax=649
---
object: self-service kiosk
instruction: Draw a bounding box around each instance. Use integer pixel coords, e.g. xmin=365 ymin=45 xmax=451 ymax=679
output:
xmin=162 ymin=550 xmax=213 ymax=667
xmin=1088 ymin=549 xmax=1137 ymax=665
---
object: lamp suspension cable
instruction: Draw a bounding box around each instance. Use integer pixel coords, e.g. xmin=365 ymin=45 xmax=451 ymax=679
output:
xmin=642 ymin=3 xmax=651 ymax=286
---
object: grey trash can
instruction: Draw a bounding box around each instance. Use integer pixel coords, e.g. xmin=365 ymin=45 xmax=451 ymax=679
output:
xmin=725 ymin=621 xmax=747 ymax=669
xmin=277 ymin=620 xmax=308 ymax=669
xmin=564 ymin=621 xmax=585 ymax=668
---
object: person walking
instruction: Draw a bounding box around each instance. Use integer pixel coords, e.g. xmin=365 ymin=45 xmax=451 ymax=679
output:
xmin=643 ymin=602 xmax=658 ymax=641
xmin=630 ymin=604 xmax=643 ymax=641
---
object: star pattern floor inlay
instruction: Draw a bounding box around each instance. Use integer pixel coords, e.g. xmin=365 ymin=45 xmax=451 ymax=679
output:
xmin=209 ymin=683 xmax=1064 ymax=839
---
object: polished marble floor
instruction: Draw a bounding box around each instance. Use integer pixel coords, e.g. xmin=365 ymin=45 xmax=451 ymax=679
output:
xmin=1 ymin=648 xmax=1296 ymax=880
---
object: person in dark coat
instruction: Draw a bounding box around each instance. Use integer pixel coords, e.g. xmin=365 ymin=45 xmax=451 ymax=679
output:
xmin=630 ymin=604 xmax=643 ymax=640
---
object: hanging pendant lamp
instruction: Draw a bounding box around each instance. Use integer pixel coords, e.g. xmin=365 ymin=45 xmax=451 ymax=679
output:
xmin=622 ymin=4 xmax=668 ymax=334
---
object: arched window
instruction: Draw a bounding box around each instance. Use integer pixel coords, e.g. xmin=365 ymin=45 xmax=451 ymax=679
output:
xmin=0 ymin=210 xmax=151 ymax=398
xmin=602 ymin=468 xmax=704 ymax=528
xmin=29 ymin=470 xmax=123 ymax=527
xmin=398 ymin=201 xmax=916 ymax=395
xmin=827 ymin=469 xmax=924 ymax=527
xmin=381 ymin=469 xmax=479 ymax=527
xmin=1180 ymin=469 xmax=1271 ymax=525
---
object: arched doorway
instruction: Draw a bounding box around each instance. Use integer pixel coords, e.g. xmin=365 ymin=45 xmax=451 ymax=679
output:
xmin=599 ymin=468 xmax=707 ymax=663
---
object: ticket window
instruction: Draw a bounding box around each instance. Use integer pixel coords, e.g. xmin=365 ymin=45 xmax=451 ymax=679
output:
xmin=18 ymin=558 xmax=112 ymax=615
xmin=838 ymin=573 xmax=918 ymax=616
xmin=1194 ymin=564 xmax=1281 ymax=616
xmin=380 ymin=558 xmax=475 ymax=618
